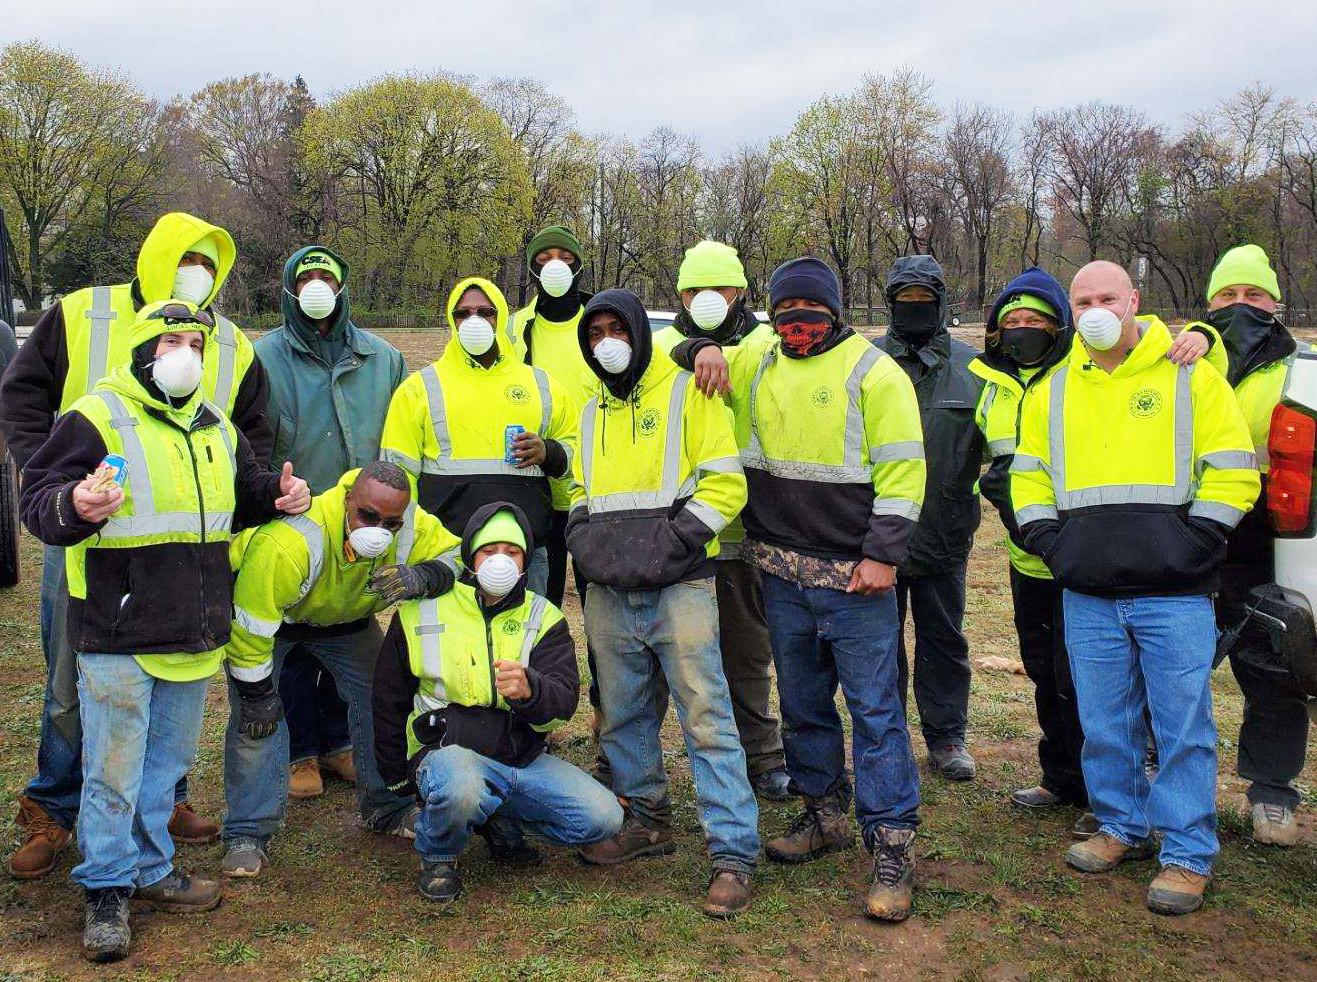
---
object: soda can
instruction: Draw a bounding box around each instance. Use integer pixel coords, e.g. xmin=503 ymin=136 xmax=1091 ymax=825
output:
xmin=100 ymin=454 xmax=128 ymax=486
xmin=504 ymin=425 xmax=526 ymax=464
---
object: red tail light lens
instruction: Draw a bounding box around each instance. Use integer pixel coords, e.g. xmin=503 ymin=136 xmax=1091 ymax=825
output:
xmin=1268 ymin=402 xmax=1317 ymax=536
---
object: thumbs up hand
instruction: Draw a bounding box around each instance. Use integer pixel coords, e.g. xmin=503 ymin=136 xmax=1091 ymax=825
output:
xmin=274 ymin=461 xmax=311 ymax=514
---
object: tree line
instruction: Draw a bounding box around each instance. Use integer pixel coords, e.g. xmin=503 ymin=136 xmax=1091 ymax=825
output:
xmin=3 ymin=40 xmax=1316 ymax=327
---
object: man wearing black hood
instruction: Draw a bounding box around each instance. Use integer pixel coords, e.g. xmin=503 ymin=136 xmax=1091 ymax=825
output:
xmin=874 ymin=256 xmax=984 ymax=782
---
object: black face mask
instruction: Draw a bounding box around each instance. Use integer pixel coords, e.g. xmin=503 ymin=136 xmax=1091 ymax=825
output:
xmin=890 ymin=300 xmax=940 ymax=345
xmin=999 ymin=327 xmax=1055 ymax=367
xmin=1206 ymin=303 xmax=1276 ymax=385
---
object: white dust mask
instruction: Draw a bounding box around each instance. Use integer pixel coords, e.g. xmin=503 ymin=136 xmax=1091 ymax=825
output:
xmin=298 ymin=279 xmax=338 ymax=319
xmin=458 ymin=316 xmax=495 ymax=356
xmin=593 ymin=337 xmax=632 ymax=374
xmin=1076 ymin=301 xmax=1129 ymax=352
xmin=538 ymin=259 xmax=574 ymax=298
xmin=152 ymin=346 xmax=203 ymax=398
xmin=348 ymin=524 xmax=393 ymax=559
xmin=172 ymin=265 xmax=214 ymax=306
xmin=689 ymin=290 xmax=730 ymax=331
xmin=476 ymin=552 xmax=521 ymax=597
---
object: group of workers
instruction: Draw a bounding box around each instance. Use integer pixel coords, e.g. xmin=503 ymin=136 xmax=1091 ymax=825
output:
xmin=0 ymin=207 xmax=1308 ymax=963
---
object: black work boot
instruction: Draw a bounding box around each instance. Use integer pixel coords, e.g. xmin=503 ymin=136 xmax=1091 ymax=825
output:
xmin=476 ymin=815 xmax=543 ymax=867
xmin=765 ymin=795 xmax=855 ymax=864
xmin=418 ymin=860 xmax=462 ymax=902
xmin=83 ymin=887 xmax=131 ymax=963
xmin=865 ymin=826 xmax=916 ymax=922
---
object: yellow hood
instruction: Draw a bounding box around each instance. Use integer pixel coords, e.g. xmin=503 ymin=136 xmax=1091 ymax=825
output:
xmin=136 ymin=212 xmax=236 ymax=308
xmin=445 ymin=276 xmax=509 ymax=335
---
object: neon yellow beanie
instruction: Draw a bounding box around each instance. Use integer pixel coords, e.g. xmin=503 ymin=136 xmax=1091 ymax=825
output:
xmin=1207 ymin=244 xmax=1280 ymax=302
xmin=677 ymin=241 xmax=748 ymax=291
xmin=295 ymin=250 xmax=344 ymax=284
xmin=998 ymin=293 xmax=1057 ymax=322
xmin=471 ymin=509 xmax=526 ymax=553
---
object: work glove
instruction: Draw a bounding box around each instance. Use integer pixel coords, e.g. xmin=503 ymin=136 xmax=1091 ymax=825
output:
xmin=369 ymin=561 xmax=455 ymax=604
xmin=233 ymin=675 xmax=284 ymax=740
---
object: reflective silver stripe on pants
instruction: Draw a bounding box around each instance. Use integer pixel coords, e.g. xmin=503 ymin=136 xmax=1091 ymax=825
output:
xmin=212 ymin=315 xmax=239 ymax=411
xmin=96 ymin=391 xmax=155 ymax=516
xmin=518 ymin=594 xmax=548 ymax=666
xmin=1016 ymin=504 xmax=1058 ymax=524
xmin=1188 ymin=499 xmax=1246 ymax=527
xmin=84 ymin=286 xmax=118 ymax=394
xmin=420 ymin=366 xmax=452 ymax=456
xmin=280 ymin=513 xmax=325 ymax=602
xmin=395 ymin=503 xmax=417 ymax=565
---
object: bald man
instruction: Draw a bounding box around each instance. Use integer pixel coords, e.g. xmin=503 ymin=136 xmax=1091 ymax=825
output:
xmin=1010 ymin=259 xmax=1258 ymax=916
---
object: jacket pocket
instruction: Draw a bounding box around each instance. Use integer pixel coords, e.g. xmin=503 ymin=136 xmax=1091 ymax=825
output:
xmin=1047 ymin=509 xmax=1220 ymax=595
xmin=568 ymin=513 xmax=699 ymax=589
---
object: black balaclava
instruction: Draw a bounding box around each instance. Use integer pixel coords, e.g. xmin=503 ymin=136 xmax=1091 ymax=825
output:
xmin=890 ymin=300 xmax=940 ymax=346
xmin=1206 ymin=303 xmax=1285 ymax=386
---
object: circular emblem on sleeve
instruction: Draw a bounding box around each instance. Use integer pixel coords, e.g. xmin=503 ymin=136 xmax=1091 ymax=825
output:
xmin=501 ymin=619 xmax=521 ymax=636
xmin=811 ymin=386 xmax=834 ymax=409
xmin=637 ymin=408 xmax=662 ymax=437
xmin=1128 ymin=388 xmax=1163 ymax=419
xmin=504 ymin=384 xmax=530 ymax=405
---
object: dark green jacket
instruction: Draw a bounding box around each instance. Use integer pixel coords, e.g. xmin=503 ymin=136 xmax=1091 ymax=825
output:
xmin=254 ymin=245 xmax=406 ymax=493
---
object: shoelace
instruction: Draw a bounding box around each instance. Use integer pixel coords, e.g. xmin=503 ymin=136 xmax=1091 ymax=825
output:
xmin=784 ymin=807 xmax=823 ymax=837
xmin=90 ymin=888 xmax=129 ymax=917
xmin=872 ymin=837 xmax=910 ymax=887
xmin=1260 ymin=803 xmax=1292 ymax=824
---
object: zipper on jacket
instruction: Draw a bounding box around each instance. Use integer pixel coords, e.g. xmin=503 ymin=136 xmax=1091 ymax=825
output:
xmin=183 ymin=428 xmax=209 ymax=640
xmin=485 ymin=618 xmax=497 ymax=706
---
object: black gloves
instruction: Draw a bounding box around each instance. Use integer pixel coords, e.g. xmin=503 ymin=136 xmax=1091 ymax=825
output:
xmin=233 ymin=675 xmax=284 ymax=740
xmin=369 ymin=560 xmax=455 ymax=604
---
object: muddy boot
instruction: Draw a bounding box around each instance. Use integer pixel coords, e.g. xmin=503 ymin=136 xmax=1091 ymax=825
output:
xmin=320 ymin=749 xmax=357 ymax=785
xmin=765 ymin=795 xmax=854 ymax=864
xmin=83 ymin=888 xmax=131 ymax=963
xmin=418 ymin=860 xmax=461 ymax=902
xmin=751 ymin=766 xmax=792 ymax=803
xmin=131 ymin=872 xmax=221 ymax=913
xmin=1147 ymin=865 xmax=1209 ymax=915
xmin=579 ymin=814 xmax=675 ymax=866
xmin=929 ymin=743 xmax=976 ymax=781
xmin=168 ymin=802 xmax=219 ymax=845
xmin=476 ymin=815 xmax=542 ymax=867
xmin=289 ymin=758 xmax=324 ymax=799
xmin=1065 ymin=832 xmax=1155 ymax=873
xmin=702 ymin=869 xmax=753 ymax=919
xmin=8 ymin=795 xmax=71 ymax=880
xmin=1071 ymin=812 xmax=1100 ymax=840
xmin=1252 ymin=803 xmax=1301 ymax=847
xmin=865 ymin=826 xmax=916 ymax=922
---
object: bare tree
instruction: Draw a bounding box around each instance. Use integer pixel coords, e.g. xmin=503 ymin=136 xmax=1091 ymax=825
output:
xmin=943 ymin=103 xmax=1016 ymax=307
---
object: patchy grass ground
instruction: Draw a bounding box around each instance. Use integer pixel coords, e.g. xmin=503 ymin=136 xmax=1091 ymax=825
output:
xmin=1 ymin=326 xmax=1315 ymax=981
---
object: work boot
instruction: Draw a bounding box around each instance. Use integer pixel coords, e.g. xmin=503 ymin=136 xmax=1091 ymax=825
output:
xmin=289 ymin=758 xmax=324 ymax=799
xmin=417 ymin=860 xmax=461 ymax=902
xmin=929 ymin=743 xmax=976 ymax=781
xmin=131 ymin=872 xmax=221 ymax=913
xmin=751 ymin=766 xmax=792 ymax=803
xmin=1071 ymin=812 xmax=1100 ymax=840
xmin=702 ymin=869 xmax=753 ymax=919
xmin=221 ymin=838 xmax=268 ymax=878
xmin=1252 ymin=802 xmax=1302 ymax=847
xmin=83 ymin=888 xmax=131 ymax=963
xmin=476 ymin=816 xmax=542 ymax=867
xmin=765 ymin=797 xmax=854 ymax=864
xmin=1065 ymin=832 xmax=1155 ymax=873
xmin=9 ymin=795 xmax=71 ymax=880
xmin=1147 ymin=865 xmax=1209 ymax=915
xmin=1010 ymin=785 xmax=1062 ymax=809
xmin=865 ymin=826 xmax=916 ymax=922
xmin=168 ymin=801 xmax=219 ymax=845
xmin=379 ymin=803 xmax=419 ymax=840
xmin=579 ymin=814 xmax=675 ymax=865
xmin=320 ymin=749 xmax=357 ymax=784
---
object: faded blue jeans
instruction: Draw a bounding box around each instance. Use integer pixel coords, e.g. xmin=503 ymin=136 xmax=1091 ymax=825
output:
xmin=761 ymin=573 xmax=921 ymax=845
xmin=586 ymin=579 xmax=760 ymax=874
xmin=72 ymin=654 xmax=208 ymax=891
xmin=1063 ymin=591 xmax=1219 ymax=876
xmin=222 ymin=621 xmax=412 ymax=844
xmin=414 ymin=745 xmax=623 ymax=862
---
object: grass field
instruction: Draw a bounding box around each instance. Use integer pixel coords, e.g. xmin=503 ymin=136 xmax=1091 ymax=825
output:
xmin=1 ymin=327 xmax=1315 ymax=981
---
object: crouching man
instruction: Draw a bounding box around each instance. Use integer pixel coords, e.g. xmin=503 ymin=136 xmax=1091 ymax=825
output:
xmin=373 ymin=503 xmax=623 ymax=902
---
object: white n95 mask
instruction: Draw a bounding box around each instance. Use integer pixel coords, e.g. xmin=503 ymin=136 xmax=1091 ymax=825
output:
xmin=152 ymin=346 xmax=203 ymax=398
xmin=538 ymin=259 xmax=574 ymax=298
xmin=298 ymin=279 xmax=338 ymax=319
xmin=172 ymin=265 xmax=214 ymax=306
xmin=593 ymin=337 xmax=631 ymax=374
xmin=458 ymin=316 xmax=495 ymax=356
xmin=1076 ymin=306 xmax=1124 ymax=351
xmin=348 ymin=525 xmax=393 ymax=559
xmin=689 ymin=290 xmax=730 ymax=331
xmin=476 ymin=552 xmax=521 ymax=597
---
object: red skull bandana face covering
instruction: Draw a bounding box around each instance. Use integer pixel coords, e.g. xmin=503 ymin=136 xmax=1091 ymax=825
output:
xmin=773 ymin=308 xmax=834 ymax=357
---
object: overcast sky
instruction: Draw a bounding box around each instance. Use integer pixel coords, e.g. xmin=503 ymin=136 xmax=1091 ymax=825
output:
xmin=14 ymin=0 xmax=1317 ymax=153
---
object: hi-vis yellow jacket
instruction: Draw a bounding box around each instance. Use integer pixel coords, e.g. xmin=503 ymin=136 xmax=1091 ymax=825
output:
xmin=1010 ymin=316 xmax=1260 ymax=597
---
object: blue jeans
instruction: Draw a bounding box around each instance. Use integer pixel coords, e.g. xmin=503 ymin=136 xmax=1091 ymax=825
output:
xmin=72 ymin=654 xmax=208 ymax=890
xmin=586 ymin=579 xmax=760 ymax=874
xmin=1063 ymin=591 xmax=1219 ymax=875
xmin=222 ymin=621 xmax=411 ymax=843
xmin=761 ymin=573 xmax=921 ymax=842
xmin=414 ymin=745 xmax=623 ymax=862
xmin=526 ymin=546 xmax=549 ymax=597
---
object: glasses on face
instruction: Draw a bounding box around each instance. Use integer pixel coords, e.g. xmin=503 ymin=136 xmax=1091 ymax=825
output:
xmin=353 ymin=505 xmax=405 ymax=532
xmin=149 ymin=303 xmax=216 ymax=329
xmin=454 ymin=306 xmax=497 ymax=320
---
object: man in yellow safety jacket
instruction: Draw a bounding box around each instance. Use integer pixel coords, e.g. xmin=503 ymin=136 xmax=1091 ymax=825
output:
xmin=2 ymin=212 xmax=273 ymax=880
xmin=1011 ymin=260 xmax=1259 ymax=916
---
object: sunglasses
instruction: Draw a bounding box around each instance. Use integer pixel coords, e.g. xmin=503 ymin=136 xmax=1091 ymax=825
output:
xmin=454 ymin=306 xmax=497 ymax=320
xmin=148 ymin=303 xmax=215 ymax=329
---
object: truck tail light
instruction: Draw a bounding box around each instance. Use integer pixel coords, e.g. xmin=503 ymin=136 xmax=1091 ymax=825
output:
xmin=1268 ymin=402 xmax=1317 ymax=536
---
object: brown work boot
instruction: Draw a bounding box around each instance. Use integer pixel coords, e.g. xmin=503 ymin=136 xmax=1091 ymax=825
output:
xmin=1146 ymin=865 xmax=1209 ymax=915
xmin=131 ymin=872 xmax=221 ymax=913
xmin=702 ymin=869 xmax=753 ymax=919
xmin=578 ymin=814 xmax=675 ymax=866
xmin=168 ymin=802 xmax=219 ymax=845
xmin=320 ymin=749 xmax=357 ymax=784
xmin=865 ymin=826 xmax=916 ymax=922
xmin=1065 ymin=832 xmax=1155 ymax=873
xmin=289 ymin=758 xmax=324 ymax=799
xmin=765 ymin=797 xmax=855 ymax=864
xmin=9 ymin=795 xmax=71 ymax=880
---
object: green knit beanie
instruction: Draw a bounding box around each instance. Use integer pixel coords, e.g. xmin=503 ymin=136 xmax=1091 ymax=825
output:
xmin=677 ymin=241 xmax=748 ymax=291
xmin=526 ymin=226 xmax=583 ymax=267
xmin=1207 ymin=244 xmax=1281 ymax=303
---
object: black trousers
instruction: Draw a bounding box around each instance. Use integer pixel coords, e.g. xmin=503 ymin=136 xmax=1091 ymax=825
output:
xmin=546 ymin=509 xmax=570 ymax=607
xmin=895 ymin=566 xmax=972 ymax=749
xmin=1009 ymin=568 xmax=1087 ymax=805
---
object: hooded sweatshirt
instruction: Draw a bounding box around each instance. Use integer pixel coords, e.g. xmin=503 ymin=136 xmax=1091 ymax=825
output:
xmin=1 ymin=212 xmax=272 ymax=469
xmin=874 ymin=255 xmax=986 ymax=576
xmin=255 ymin=246 xmax=406 ymax=493
xmin=372 ymin=500 xmax=578 ymax=786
